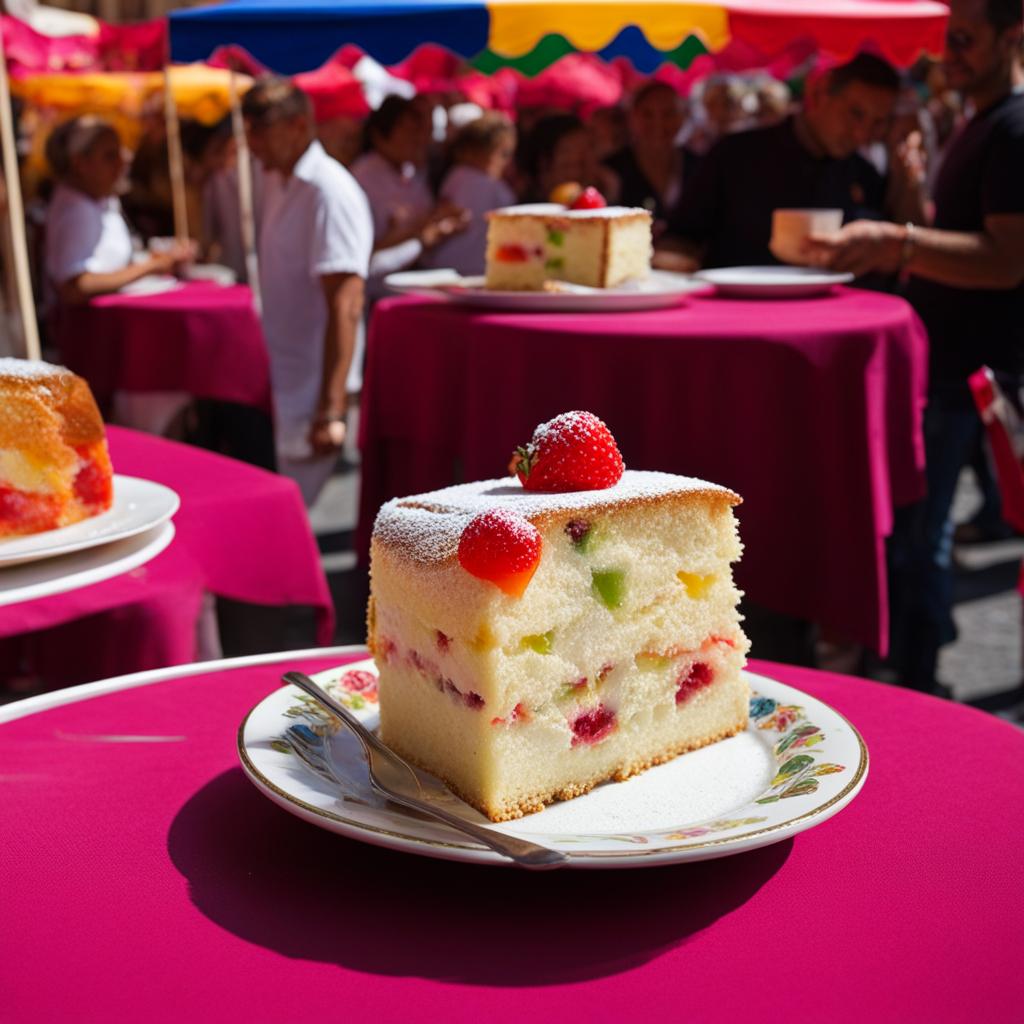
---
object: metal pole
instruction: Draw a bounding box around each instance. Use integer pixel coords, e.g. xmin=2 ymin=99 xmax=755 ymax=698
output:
xmin=163 ymin=64 xmax=189 ymax=241
xmin=0 ymin=28 xmax=41 ymax=360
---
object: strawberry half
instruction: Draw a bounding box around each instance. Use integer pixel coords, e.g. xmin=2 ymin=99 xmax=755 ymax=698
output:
xmin=458 ymin=508 xmax=542 ymax=597
xmin=511 ymin=411 xmax=624 ymax=492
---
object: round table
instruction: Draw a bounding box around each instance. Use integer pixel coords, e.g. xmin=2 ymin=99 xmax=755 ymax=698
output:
xmin=359 ymin=289 xmax=929 ymax=653
xmin=55 ymin=280 xmax=271 ymax=412
xmin=0 ymin=428 xmax=332 ymax=688
xmin=1 ymin=648 xmax=1020 ymax=1022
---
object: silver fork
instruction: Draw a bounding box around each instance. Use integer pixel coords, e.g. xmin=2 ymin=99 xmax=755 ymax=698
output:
xmin=282 ymin=671 xmax=570 ymax=870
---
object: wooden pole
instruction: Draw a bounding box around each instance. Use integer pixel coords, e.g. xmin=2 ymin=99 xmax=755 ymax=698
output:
xmin=0 ymin=29 xmax=41 ymax=360
xmin=163 ymin=64 xmax=189 ymax=242
xmin=229 ymin=65 xmax=261 ymax=313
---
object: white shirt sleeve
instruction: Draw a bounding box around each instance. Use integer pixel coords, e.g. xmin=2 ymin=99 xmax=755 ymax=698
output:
xmin=310 ymin=173 xmax=373 ymax=279
xmin=46 ymin=194 xmax=105 ymax=285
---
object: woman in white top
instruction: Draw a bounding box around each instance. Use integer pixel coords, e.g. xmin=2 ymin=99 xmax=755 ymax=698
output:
xmin=421 ymin=113 xmax=516 ymax=276
xmin=45 ymin=116 xmax=196 ymax=436
xmin=44 ymin=116 xmax=193 ymax=304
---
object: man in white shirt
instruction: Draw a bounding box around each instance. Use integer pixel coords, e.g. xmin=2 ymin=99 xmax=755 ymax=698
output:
xmin=243 ymin=79 xmax=373 ymax=506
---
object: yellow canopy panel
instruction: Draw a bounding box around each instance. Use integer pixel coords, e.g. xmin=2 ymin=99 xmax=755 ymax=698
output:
xmin=487 ymin=0 xmax=729 ymax=58
xmin=11 ymin=65 xmax=253 ymax=126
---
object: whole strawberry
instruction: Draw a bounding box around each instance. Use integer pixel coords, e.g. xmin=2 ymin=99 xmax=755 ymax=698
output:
xmin=511 ymin=411 xmax=624 ymax=492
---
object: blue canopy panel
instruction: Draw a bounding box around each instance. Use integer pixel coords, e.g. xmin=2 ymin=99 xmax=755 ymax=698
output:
xmin=169 ymin=0 xmax=492 ymax=74
xmin=596 ymin=25 xmax=675 ymax=73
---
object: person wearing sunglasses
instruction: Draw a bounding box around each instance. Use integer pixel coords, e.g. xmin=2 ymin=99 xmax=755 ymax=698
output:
xmin=806 ymin=0 xmax=1024 ymax=694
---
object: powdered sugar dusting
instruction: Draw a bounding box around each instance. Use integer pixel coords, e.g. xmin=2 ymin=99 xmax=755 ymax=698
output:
xmin=531 ymin=410 xmax=601 ymax=448
xmin=373 ymin=470 xmax=738 ymax=565
xmin=0 ymin=358 xmax=71 ymax=381
xmin=492 ymin=203 xmax=650 ymax=221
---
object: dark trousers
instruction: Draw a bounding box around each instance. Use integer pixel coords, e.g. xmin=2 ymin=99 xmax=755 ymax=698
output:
xmin=888 ymin=393 xmax=982 ymax=690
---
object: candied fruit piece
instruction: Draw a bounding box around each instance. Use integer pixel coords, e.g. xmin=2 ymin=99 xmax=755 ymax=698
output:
xmin=521 ymin=631 xmax=554 ymax=654
xmin=592 ymin=569 xmax=625 ymax=609
xmin=565 ymin=518 xmax=595 ymax=552
xmin=496 ymin=244 xmax=529 ymax=263
xmin=635 ymin=652 xmax=671 ymax=671
xmin=458 ymin=509 xmax=542 ymax=597
xmin=571 ymin=705 xmax=617 ymax=746
xmin=676 ymin=662 xmax=714 ymax=704
xmin=677 ymin=571 xmax=716 ymax=599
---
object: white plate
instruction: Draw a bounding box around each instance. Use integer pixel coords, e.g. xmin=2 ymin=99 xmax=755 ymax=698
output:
xmin=0 ymin=520 xmax=174 ymax=607
xmin=118 ymin=275 xmax=182 ymax=297
xmin=0 ymin=475 xmax=180 ymax=567
xmin=385 ymin=268 xmax=709 ymax=312
xmin=183 ymin=263 xmax=236 ymax=286
xmin=239 ymin=658 xmax=868 ymax=869
xmin=695 ymin=266 xmax=854 ymax=298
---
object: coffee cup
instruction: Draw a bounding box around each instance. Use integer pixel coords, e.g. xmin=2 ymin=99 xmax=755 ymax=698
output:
xmin=770 ymin=208 xmax=843 ymax=265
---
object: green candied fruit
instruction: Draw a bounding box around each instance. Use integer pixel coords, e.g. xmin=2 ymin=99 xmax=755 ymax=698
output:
xmin=544 ymin=257 xmax=565 ymax=271
xmin=592 ymin=569 xmax=626 ymax=610
xmin=546 ymin=228 xmax=565 ymax=247
xmin=521 ymin=630 xmax=554 ymax=654
xmin=635 ymin=652 xmax=671 ymax=671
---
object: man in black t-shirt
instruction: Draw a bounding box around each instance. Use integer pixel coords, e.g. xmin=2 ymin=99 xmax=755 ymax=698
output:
xmin=808 ymin=0 xmax=1024 ymax=693
xmin=656 ymin=53 xmax=913 ymax=270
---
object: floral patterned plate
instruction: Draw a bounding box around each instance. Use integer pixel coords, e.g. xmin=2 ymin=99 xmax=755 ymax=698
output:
xmin=238 ymin=659 xmax=868 ymax=869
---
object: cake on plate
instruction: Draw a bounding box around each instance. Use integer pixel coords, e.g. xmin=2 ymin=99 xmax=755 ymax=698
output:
xmin=368 ymin=411 xmax=749 ymax=821
xmin=0 ymin=358 xmax=114 ymax=539
xmin=484 ymin=187 xmax=652 ymax=291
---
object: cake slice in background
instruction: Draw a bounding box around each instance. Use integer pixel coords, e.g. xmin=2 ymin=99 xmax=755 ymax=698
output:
xmin=368 ymin=412 xmax=749 ymax=822
xmin=484 ymin=203 xmax=652 ymax=291
xmin=0 ymin=359 xmax=114 ymax=539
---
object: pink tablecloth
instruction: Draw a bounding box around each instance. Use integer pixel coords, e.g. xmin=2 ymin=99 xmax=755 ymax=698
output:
xmin=0 ymin=428 xmax=332 ymax=685
xmin=359 ymin=291 xmax=929 ymax=652
xmin=55 ymin=281 xmax=271 ymax=410
xmin=2 ymin=650 xmax=1021 ymax=1023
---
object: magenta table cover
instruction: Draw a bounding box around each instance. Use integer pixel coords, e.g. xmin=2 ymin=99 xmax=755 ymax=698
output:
xmin=358 ymin=290 xmax=928 ymax=652
xmin=2 ymin=649 xmax=1021 ymax=1024
xmin=55 ymin=281 xmax=271 ymax=411
xmin=0 ymin=428 xmax=332 ymax=684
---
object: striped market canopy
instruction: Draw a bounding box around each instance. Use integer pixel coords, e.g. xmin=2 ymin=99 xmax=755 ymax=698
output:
xmin=169 ymin=0 xmax=949 ymax=77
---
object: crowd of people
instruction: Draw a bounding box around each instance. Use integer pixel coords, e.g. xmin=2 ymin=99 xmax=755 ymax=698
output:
xmin=30 ymin=0 xmax=1024 ymax=696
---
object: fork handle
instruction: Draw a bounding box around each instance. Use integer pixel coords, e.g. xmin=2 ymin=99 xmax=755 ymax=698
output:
xmin=366 ymin=782 xmax=569 ymax=869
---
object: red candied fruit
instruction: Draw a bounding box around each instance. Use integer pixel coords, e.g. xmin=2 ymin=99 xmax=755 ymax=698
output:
xmin=458 ymin=508 xmax=542 ymax=597
xmin=73 ymin=458 xmax=112 ymax=509
xmin=495 ymin=244 xmax=529 ymax=263
xmin=0 ymin=486 xmax=60 ymax=534
xmin=571 ymin=705 xmax=617 ymax=746
xmin=436 ymin=631 xmax=452 ymax=653
xmin=570 ymin=187 xmax=607 ymax=210
xmin=675 ymin=662 xmax=714 ymax=704
xmin=491 ymin=702 xmax=529 ymax=726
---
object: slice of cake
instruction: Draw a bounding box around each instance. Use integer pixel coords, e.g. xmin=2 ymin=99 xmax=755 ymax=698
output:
xmin=484 ymin=203 xmax=652 ymax=291
xmin=368 ymin=411 xmax=749 ymax=822
xmin=0 ymin=358 xmax=114 ymax=539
